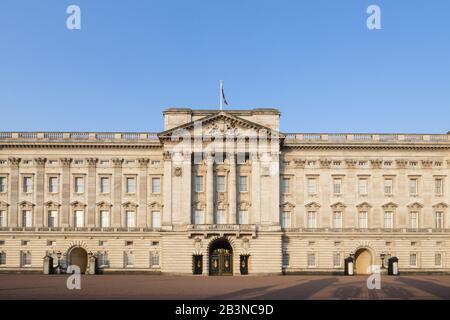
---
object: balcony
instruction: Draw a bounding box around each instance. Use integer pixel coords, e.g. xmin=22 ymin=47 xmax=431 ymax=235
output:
xmin=187 ymin=224 xmax=257 ymax=237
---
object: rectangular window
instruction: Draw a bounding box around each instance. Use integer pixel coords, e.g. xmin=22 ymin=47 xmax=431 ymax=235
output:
xmin=98 ymin=252 xmax=109 ymax=267
xmin=384 ymin=211 xmax=393 ymax=229
xmin=150 ymin=251 xmax=160 ymax=267
xmin=435 ymin=211 xmax=443 ymax=229
xmin=281 ymin=178 xmax=290 ymax=194
xmin=126 ymin=211 xmax=136 ymax=228
xmin=126 ymin=177 xmax=136 ymax=194
xmin=216 ymin=176 xmax=226 ymax=192
xmin=194 ymin=210 xmax=205 ymax=225
xmin=358 ymin=211 xmax=368 ymax=229
xmin=333 ymin=211 xmax=342 ymax=228
xmin=384 ymin=179 xmax=393 ymax=195
xmin=333 ymin=179 xmax=342 ymax=195
xmin=239 ymin=176 xmax=248 ymax=192
xmin=238 ymin=210 xmax=248 ymax=225
xmin=152 ymin=177 xmax=161 ymax=194
xmin=152 ymin=211 xmax=161 ymax=228
xmin=333 ymin=253 xmax=341 ymax=267
xmin=358 ymin=179 xmax=368 ymax=195
xmin=307 ymin=211 xmax=316 ymax=229
xmin=435 ymin=178 xmax=443 ymax=195
xmin=74 ymin=210 xmax=84 ymax=228
xmin=0 ymin=177 xmax=6 ymax=193
xmin=194 ymin=176 xmax=203 ymax=193
xmin=307 ymin=253 xmax=316 ymax=267
xmin=21 ymin=251 xmax=32 ymax=267
xmin=215 ymin=210 xmax=226 ymax=224
xmin=100 ymin=177 xmax=110 ymax=193
xmin=74 ymin=177 xmax=84 ymax=193
xmin=124 ymin=252 xmax=134 ymax=267
xmin=100 ymin=211 xmax=110 ymax=228
xmin=48 ymin=210 xmax=58 ymax=228
xmin=409 ymin=178 xmax=418 ymax=195
xmin=280 ymin=212 xmax=291 ymax=229
xmin=410 ymin=253 xmax=417 ymax=267
xmin=435 ymin=253 xmax=442 ymax=266
xmin=282 ymin=253 xmax=289 ymax=267
xmin=0 ymin=252 xmax=5 ymax=265
xmin=410 ymin=211 xmax=418 ymax=229
xmin=23 ymin=177 xmax=33 ymax=193
xmin=48 ymin=177 xmax=58 ymax=193
xmin=307 ymin=178 xmax=317 ymax=195
xmin=22 ymin=210 xmax=32 ymax=227
xmin=0 ymin=211 xmax=6 ymax=227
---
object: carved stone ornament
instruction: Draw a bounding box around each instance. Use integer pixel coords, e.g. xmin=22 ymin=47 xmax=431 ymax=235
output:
xmin=421 ymin=160 xmax=433 ymax=169
xmin=174 ymin=167 xmax=182 ymax=177
xmin=294 ymin=159 xmax=306 ymax=169
xmin=60 ymin=158 xmax=73 ymax=167
xmin=370 ymin=159 xmax=383 ymax=169
xmin=137 ymin=158 xmax=150 ymax=168
xmin=345 ymin=159 xmax=357 ymax=169
xmin=396 ymin=159 xmax=408 ymax=169
xmin=319 ymin=159 xmax=332 ymax=169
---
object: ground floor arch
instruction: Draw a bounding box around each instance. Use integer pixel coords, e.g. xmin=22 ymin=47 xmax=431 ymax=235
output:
xmin=354 ymin=248 xmax=373 ymax=275
xmin=68 ymin=247 xmax=88 ymax=274
xmin=209 ymin=238 xmax=233 ymax=276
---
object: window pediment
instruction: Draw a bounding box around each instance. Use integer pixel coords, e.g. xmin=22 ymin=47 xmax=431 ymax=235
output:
xmin=433 ymin=202 xmax=448 ymax=209
xmin=356 ymin=202 xmax=372 ymax=210
xmin=382 ymin=202 xmax=398 ymax=210
xmin=19 ymin=201 xmax=35 ymax=209
xmin=330 ymin=202 xmax=346 ymax=210
xmin=280 ymin=202 xmax=295 ymax=211
xmin=407 ymin=202 xmax=423 ymax=209
xmin=45 ymin=201 xmax=61 ymax=209
xmin=96 ymin=201 xmax=112 ymax=209
xmin=122 ymin=201 xmax=138 ymax=209
xmin=0 ymin=201 xmax=9 ymax=209
xmin=239 ymin=201 xmax=252 ymax=210
xmin=305 ymin=202 xmax=321 ymax=210
xmin=193 ymin=201 xmax=206 ymax=210
xmin=70 ymin=201 xmax=86 ymax=209
xmin=148 ymin=202 xmax=163 ymax=209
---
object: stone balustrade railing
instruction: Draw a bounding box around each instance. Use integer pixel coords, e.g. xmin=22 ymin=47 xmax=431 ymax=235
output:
xmin=0 ymin=132 xmax=160 ymax=142
xmin=284 ymin=133 xmax=450 ymax=143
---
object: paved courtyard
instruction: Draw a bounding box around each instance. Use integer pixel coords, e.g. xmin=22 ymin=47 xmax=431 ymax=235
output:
xmin=0 ymin=274 xmax=449 ymax=300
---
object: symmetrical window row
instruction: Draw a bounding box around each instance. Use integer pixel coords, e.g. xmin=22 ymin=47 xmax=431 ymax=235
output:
xmin=0 ymin=176 xmax=162 ymax=195
xmin=193 ymin=175 xmax=248 ymax=193
xmin=123 ymin=251 xmax=160 ymax=268
xmin=280 ymin=176 xmax=445 ymax=196
xmin=280 ymin=209 xmax=447 ymax=229
xmin=193 ymin=210 xmax=249 ymax=225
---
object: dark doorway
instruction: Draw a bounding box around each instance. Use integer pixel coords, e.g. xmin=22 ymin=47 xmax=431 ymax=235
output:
xmin=209 ymin=239 xmax=233 ymax=276
xmin=240 ymin=255 xmax=249 ymax=275
xmin=193 ymin=255 xmax=203 ymax=275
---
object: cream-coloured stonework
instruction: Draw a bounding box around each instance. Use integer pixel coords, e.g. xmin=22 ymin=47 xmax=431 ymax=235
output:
xmin=0 ymin=108 xmax=449 ymax=275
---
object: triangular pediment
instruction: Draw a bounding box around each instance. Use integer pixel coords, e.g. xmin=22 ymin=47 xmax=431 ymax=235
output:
xmin=158 ymin=111 xmax=284 ymax=140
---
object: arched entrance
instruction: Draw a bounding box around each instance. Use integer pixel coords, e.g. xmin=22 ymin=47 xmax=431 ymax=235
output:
xmin=354 ymin=248 xmax=372 ymax=275
xmin=68 ymin=247 xmax=88 ymax=274
xmin=209 ymin=238 xmax=233 ymax=276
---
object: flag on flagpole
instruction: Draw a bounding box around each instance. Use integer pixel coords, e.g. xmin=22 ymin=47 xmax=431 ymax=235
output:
xmin=220 ymin=80 xmax=228 ymax=110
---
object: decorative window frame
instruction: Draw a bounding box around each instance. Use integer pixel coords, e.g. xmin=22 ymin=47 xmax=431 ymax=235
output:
xmin=432 ymin=202 xmax=448 ymax=229
xmin=96 ymin=201 xmax=112 ymax=228
xmin=0 ymin=201 xmax=9 ymax=228
xmin=46 ymin=174 xmax=60 ymax=194
xmin=407 ymin=202 xmax=423 ymax=229
xmin=70 ymin=201 xmax=87 ymax=228
xmin=72 ymin=174 xmax=86 ymax=194
xmin=356 ymin=202 xmax=372 ymax=229
xmin=21 ymin=174 xmax=35 ymax=194
xmin=330 ymin=202 xmax=346 ymax=229
xmin=0 ymin=174 xmax=8 ymax=194
xmin=122 ymin=202 xmax=138 ymax=228
xmin=150 ymin=175 xmax=162 ymax=195
xmin=305 ymin=202 xmax=320 ymax=229
xmin=19 ymin=201 xmax=35 ymax=228
xmin=382 ymin=202 xmax=398 ymax=229
xmin=98 ymin=174 xmax=112 ymax=194
xmin=44 ymin=201 xmax=61 ymax=228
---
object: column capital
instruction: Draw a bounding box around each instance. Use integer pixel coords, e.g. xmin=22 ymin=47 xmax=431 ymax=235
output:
xmin=137 ymin=158 xmax=150 ymax=168
xmin=86 ymin=158 xmax=98 ymax=167
xmin=60 ymin=158 xmax=73 ymax=167
xmin=163 ymin=151 xmax=172 ymax=161
xmin=8 ymin=157 xmax=21 ymax=167
xmin=112 ymin=158 xmax=124 ymax=168
xmin=34 ymin=157 xmax=47 ymax=167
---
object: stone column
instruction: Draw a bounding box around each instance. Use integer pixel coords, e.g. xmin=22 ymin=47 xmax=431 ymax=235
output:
xmin=228 ymin=153 xmax=237 ymax=224
xmin=181 ymin=152 xmax=192 ymax=226
xmin=86 ymin=158 xmax=98 ymax=227
xmin=251 ymin=153 xmax=261 ymax=225
xmin=205 ymin=153 xmax=215 ymax=224
xmin=162 ymin=152 xmax=173 ymax=228
xmin=112 ymin=158 xmax=124 ymax=228
xmin=8 ymin=157 xmax=21 ymax=227
xmin=34 ymin=157 xmax=47 ymax=227
xmin=60 ymin=158 xmax=72 ymax=227
xmin=137 ymin=158 xmax=149 ymax=228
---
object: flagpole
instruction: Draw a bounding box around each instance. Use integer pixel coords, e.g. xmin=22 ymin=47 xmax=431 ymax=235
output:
xmin=220 ymin=80 xmax=223 ymax=111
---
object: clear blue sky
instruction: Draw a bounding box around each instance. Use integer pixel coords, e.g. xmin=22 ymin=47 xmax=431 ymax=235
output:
xmin=1 ymin=0 xmax=449 ymax=133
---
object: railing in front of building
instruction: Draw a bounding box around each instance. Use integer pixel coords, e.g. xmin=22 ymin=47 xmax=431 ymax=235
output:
xmin=0 ymin=227 xmax=163 ymax=232
xmin=187 ymin=224 xmax=257 ymax=232
xmin=0 ymin=132 xmax=160 ymax=142
xmin=281 ymin=227 xmax=450 ymax=233
xmin=284 ymin=133 xmax=450 ymax=143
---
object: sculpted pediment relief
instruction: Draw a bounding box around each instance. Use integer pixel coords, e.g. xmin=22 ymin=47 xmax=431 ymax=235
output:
xmin=158 ymin=111 xmax=283 ymax=141
xmin=305 ymin=202 xmax=321 ymax=210
xmin=382 ymin=202 xmax=398 ymax=210
xmin=407 ymin=202 xmax=423 ymax=209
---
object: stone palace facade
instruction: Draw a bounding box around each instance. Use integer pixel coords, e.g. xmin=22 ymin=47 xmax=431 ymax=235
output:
xmin=0 ymin=108 xmax=449 ymax=275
